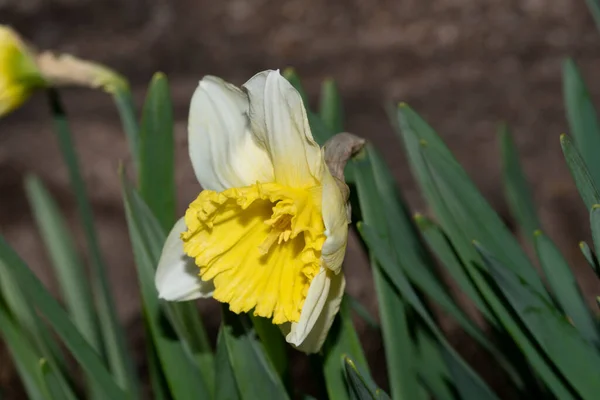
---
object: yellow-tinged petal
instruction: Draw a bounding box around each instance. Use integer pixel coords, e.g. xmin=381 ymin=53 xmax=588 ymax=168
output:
xmin=155 ymin=217 xmax=215 ymax=301
xmin=243 ymin=70 xmax=323 ymax=188
xmin=281 ymin=269 xmax=345 ymax=353
xmin=188 ymin=76 xmax=274 ymax=192
xmin=320 ymin=168 xmax=350 ymax=274
xmin=181 ymin=182 xmax=326 ymax=324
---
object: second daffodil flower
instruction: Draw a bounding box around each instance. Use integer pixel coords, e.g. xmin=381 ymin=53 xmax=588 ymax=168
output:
xmin=155 ymin=70 xmax=355 ymax=353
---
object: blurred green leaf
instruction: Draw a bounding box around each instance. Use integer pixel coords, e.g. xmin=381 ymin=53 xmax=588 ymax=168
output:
xmin=323 ymin=296 xmax=370 ymax=400
xmin=283 ymin=68 xmax=309 ymax=106
xmin=215 ymin=326 xmax=242 ymax=400
xmin=346 ymin=295 xmax=380 ymax=330
xmin=139 ymin=72 xmax=176 ymax=232
xmin=47 ymin=89 xmax=137 ymax=396
xmin=0 ymin=237 xmax=127 ymax=400
xmin=344 ymin=356 xmax=390 ymax=400
xmin=477 ymin=243 xmax=600 ymax=400
xmin=146 ymin=331 xmax=169 ymax=400
xmin=0 ymin=301 xmax=46 ymax=400
xmin=112 ymin=84 xmax=140 ymax=169
xmin=121 ymin=174 xmax=212 ymax=400
xmin=319 ymin=79 xmax=344 ymax=134
xmin=39 ymin=359 xmax=68 ymax=400
xmin=219 ymin=308 xmax=290 ymax=400
xmin=579 ymin=241 xmax=600 ymax=278
xmin=124 ymin=173 xmax=214 ymax=391
xmin=500 ymin=124 xmax=541 ymax=240
xmin=563 ymin=59 xmax=600 ymax=186
xmin=25 ymin=175 xmax=101 ymax=352
xmin=534 ymin=230 xmax=599 ymax=346
xmin=0 ymin=260 xmax=70 ymax=389
xmin=560 ymin=133 xmax=600 ymax=210
xmin=584 ymin=0 xmax=600 ymax=32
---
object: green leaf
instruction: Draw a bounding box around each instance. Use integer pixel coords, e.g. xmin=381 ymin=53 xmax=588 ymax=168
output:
xmin=500 ymin=124 xmax=541 ymax=240
xmin=397 ymin=104 xmax=548 ymax=299
xmin=0 ymin=260 xmax=70 ymax=385
xmin=123 ymin=172 xmax=214 ymax=392
xmin=353 ymin=153 xmax=419 ymax=400
xmin=560 ymin=133 xmax=600 ymax=210
xmin=396 ymin=104 xmax=575 ymax=399
xmin=249 ymin=314 xmax=289 ymax=386
xmin=534 ymin=230 xmax=599 ymax=346
xmin=0 ymin=301 xmax=46 ymax=400
xmin=563 ymin=59 xmax=600 ymax=186
xmin=346 ymin=295 xmax=379 ymax=330
xmin=579 ymin=241 xmax=600 ymax=278
xmin=215 ymin=327 xmax=242 ymax=400
xmin=111 ymin=83 xmax=141 ymax=170
xmin=139 ymin=72 xmax=176 ymax=232
xmin=283 ymin=68 xmax=309 ymax=106
xmin=414 ymin=214 xmax=490 ymax=318
xmin=344 ymin=356 xmax=390 ymax=400
xmin=39 ymin=359 xmax=69 ymax=400
xmin=219 ymin=308 xmax=290 ymax=400
xmin=590 ymin=206 xmax=600 ymax=281
xmin=319 ymin=79 xmax=344 ymax=134
xmin=477 ymin=243 xmax=600 ymax=400
xmin=121 ymin=173 xmax=212 ymax=400
xmin=47 ymin=89 xmax=137 ymax=396
xmin=584 ymin=0 xmax=600 ymax=33
xmin=24 ymin=175 xmax=100 ymax=352
xmin=0 ymin=237 xmax=127 ymax=400
xmin=358 ymin=222 xmax=500 ymax=400
xmin=413 ymin=326 xmax=455 ymax=400
xmin=145 ymin=331 xmax=170 ymax=400
xmin=368 ymin=146 xmax=500 ymax=359
xmin=323 ymin=296 xmax=370 ymax=400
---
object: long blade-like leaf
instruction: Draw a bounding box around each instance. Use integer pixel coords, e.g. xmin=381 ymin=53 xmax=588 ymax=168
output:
xmin=220 ymin=308 xmax=290 ymax=400
xmin=47 ymin=89 xmax=137 ymax=396
xmin=121 ymin=174 xmax=212 ymax=400
xmin=534 ymin=230 xmax=599 ymax=346
xmin=500 ymin=124 xmax=541 ymax=240
xmin=139 ymin=72 xmax=176 ymax=232
xmin=0 ymin=237 xmax=127 ymax=400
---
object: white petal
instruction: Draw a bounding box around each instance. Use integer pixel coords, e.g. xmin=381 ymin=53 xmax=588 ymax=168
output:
xmin=282 ymin=268 xmax=346 ymax=353
xmin=321 ymin=169 xmax=350 ymax=274
xmin=243 ymin=70 xmax=323 ymax=187
xmin=188 ymin=76 xmax=274 ymax=192
xmin=155 ymin=217 xmax=214 ymax=301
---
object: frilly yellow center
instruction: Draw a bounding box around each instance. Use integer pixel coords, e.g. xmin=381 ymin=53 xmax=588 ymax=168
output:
xmin=181 ymin=182 xmax=326 ymax=324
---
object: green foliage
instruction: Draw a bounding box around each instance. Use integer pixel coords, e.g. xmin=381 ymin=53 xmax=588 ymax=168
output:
xmin=3 ymin=19 xmax=600 ymax=399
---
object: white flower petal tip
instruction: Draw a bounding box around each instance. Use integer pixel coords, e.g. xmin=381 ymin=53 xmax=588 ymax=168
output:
xmin=155 ymin=217 xmax=214 ymax=301
xmin=188 ymin=74 xmax=273 ymax=192
xmin=283 ymin=269 xmax=346 ymax=354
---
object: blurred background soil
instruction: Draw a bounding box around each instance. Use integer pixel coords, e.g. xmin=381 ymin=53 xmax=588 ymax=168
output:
xmin=1 ymin=0 xmax=600 ymax=398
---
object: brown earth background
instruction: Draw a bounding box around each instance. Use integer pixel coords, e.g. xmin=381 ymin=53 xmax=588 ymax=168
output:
xmin=1 ymin=0 xmax=600 ymax=398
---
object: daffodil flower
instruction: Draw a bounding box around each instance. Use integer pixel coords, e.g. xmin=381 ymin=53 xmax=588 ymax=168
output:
xmin=155 ymin=70 xmax=352 ymax=353
xmin=0 ymin=26 xmax=45 ymax=117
